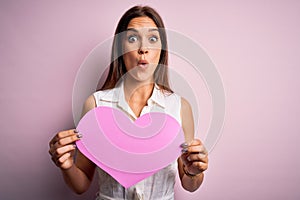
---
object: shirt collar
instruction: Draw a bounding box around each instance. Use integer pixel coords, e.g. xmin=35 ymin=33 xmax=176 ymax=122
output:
xmin=148 ymin=84 xmax=166 ymax=108
xmin=99 ymin=81 xmax=166 ymax=109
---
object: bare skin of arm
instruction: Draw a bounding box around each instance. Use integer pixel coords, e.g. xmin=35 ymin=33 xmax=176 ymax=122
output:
xmin=178 ymin=98 xmax=209 ymax=192
xmin=49 ymin=95 xmax=97 ymax=194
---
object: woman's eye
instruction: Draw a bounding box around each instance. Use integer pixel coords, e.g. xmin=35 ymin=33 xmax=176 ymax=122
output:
xmin=128 ymin=35 xmax=138 ymax=43
xmin=149 ymin=36 xmax=159 ymax=43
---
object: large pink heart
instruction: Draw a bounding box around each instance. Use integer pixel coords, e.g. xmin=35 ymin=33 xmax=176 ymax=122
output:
xmin=76 ymin=106 xmax=184 ymax=188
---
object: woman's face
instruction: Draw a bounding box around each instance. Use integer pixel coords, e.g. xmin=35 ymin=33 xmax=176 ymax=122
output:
xmin=122 ymin=17 xmax=162 ymax=82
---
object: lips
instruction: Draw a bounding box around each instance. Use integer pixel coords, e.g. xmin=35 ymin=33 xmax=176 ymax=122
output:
xmin=137 ymin=60 xmax=149 ymax=68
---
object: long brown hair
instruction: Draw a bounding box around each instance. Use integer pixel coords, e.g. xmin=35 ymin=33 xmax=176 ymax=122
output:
xmin=100 ymin=5 xmax=172 ymax=93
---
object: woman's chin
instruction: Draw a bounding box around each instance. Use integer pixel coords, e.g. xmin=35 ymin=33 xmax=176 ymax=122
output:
xmin=126 ymin=72 xmax=154 ymax=83
xmin=125 ymin=67 xmax=156 ymax=83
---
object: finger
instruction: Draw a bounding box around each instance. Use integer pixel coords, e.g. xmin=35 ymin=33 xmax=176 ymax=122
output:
xmin=57 ymin=152 xmax=72 ymax=165
xmin=191 ymin=161 xmax=208 ymax=171
xmin=185 ymin=161 xmax=208 ymax=174
xmin=188 ymin=139 xmax=202 ymax=146
xmin=187 ymin=153 xmax=208 ymax=163
xmin=180 ymin=140 xmax=201 ymax=151
xmin=185 ymin=145 xmax=206 ymax=154
xmin=180 ymin=153 xmax=191 ymax=166
xmin=49 ymin=129 xmax=78 ymax=147
xmin=57 ymin=129 xmax=79 ymax=139
xmin=49 ymin=144 xmax=58 ymax=157
xmin=54 ymin=144 xmax=76 ymax=157
xmin=180 ymin=145 xmax=204 ymax=163
xmin=182 ymin=139 xmax=207 ymax=152
xmin=54 ymin=134 xmax=81 ymax=148
xmin=49 ymin=140 xmax=76 ymax=158
xmin=180 ymin=142 xmax=189 ymax=148
xmin=189 ymin=139 xmax=207 ymax=151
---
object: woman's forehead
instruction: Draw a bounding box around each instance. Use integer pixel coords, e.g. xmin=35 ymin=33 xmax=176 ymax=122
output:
xmin=127 ymin=17 xmax=157 ymax=29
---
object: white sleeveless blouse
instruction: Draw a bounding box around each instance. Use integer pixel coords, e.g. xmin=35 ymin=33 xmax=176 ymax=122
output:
xmin=93 ymin=82 xmax=182 ymax=200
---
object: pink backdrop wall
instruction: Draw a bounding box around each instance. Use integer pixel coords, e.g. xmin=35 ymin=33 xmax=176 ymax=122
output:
xmin=1 ymin=0 xmax=299 ymax=199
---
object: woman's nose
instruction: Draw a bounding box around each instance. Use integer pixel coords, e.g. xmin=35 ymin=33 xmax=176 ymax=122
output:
xmin=138 ymin=42 xmax=149 ymax=54
xmin=138 ymin=48 xmax=148 ymax=54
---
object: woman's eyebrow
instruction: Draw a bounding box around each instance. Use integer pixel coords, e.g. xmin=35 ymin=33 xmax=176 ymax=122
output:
xmin=148 ymin=28 xmax=159 ymax=32
xmin=126 ymin=28 xmax=138 ymax=32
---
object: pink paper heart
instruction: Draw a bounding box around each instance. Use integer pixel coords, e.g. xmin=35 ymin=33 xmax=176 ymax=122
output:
xmin=76 ymin=106 xmax=184 ymax=188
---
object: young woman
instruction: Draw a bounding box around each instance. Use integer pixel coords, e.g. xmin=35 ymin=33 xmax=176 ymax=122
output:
xmin=49 ymin=6 xmax=208 ymax=200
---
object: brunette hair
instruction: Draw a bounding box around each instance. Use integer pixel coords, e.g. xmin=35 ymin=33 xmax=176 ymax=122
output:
xmin=100 ymin=5 xmax=172 ymax=92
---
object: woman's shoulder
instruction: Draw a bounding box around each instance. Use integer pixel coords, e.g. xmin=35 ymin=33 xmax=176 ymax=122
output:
xmin=160 ymin=89 xmax=192 ymax=113
xmin=93 ymin=88 xmax=116 ymax=101
xmin=159 ymin=89 xmax=181 ymax=103
xmin=82 ymin=95 xmax=97 ymax=116
xmin=180 ymin=97 xmax=192 ymax=111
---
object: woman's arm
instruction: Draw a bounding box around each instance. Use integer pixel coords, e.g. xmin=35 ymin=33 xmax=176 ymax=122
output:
xmin=61 ymin=150 xmax=96 ymax=194
xmin=178 ymin=97 xmax=208 ymax=192
xmin=49 ymin=95 xmax=97 ymax=194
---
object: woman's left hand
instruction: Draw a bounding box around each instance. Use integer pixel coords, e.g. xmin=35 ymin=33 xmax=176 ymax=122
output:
xmin=180 ymin=139 xmax=208 ymax=175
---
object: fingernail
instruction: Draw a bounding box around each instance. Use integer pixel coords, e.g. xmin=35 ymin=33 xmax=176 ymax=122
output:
xmin=73 ymin=144 xmax=77 ymax=149
xmin=76 ymin=133 xmax=83 ymax=138
xmin=180 ymin=142 xmax=188 ymax=148
xmin=74 ymin=129 xmax=79 ymax=133
xmin=181 ymin=148 xmax=188 ymax=153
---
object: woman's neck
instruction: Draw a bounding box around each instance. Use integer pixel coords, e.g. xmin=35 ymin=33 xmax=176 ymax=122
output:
xmin=123 ymin=77 xmax=154 ymax=104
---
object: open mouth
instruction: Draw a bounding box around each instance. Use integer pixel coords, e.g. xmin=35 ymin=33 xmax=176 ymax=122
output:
xmin=137 ymin=60 xmax=149 ymax=68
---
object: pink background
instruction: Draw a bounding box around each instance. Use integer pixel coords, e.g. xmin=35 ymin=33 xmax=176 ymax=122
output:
xmin=1 ymin=0 xmax=299 ymax=200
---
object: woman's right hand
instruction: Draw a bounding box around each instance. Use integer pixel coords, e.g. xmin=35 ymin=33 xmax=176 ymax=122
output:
xmin=48 ymin=129 xmax=82 ymax=170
